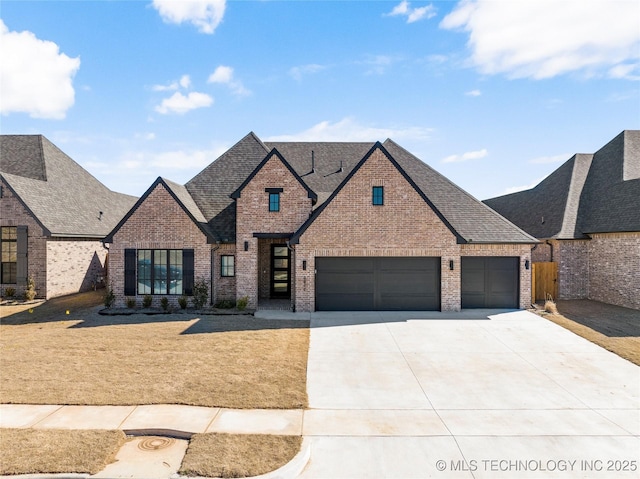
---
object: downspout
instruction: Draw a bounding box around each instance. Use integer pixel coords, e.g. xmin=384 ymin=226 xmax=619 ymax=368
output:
xmin=101 ymin=242 xmax=110 ymax=289
xmin=545 ymin=240 xmax=554 ymax=262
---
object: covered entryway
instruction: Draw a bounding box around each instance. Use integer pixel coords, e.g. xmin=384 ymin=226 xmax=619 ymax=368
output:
xmin=461 ymin=257 xmax=519 ymax=308
xmin=315 ymin=257 xmax=440 ymax=311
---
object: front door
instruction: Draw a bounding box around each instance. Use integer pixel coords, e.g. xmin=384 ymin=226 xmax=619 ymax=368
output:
xmin=270 ymin=245 xmax=291 ymax=298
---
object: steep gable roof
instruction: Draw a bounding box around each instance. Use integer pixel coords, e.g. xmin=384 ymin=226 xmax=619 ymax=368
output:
xmin=230 ymin=148 xmax=317 ymax=201
xmin=185 ymin=132 xmax=270 ymax=242
xmin=291 ymin=142 xmax=536 ymax=245
xmin=104 ymin=177 xmax=213 ymax=243
xmin=484 ymin=130 xmax=640 ymax=239
xmin=383 ymin=140 xmax=537 ymax=244
xmin=1 ymin=135 xmax=137 ymax=238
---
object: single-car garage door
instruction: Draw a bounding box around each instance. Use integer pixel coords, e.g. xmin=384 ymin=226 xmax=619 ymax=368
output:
xmin=461 ymin=257 xmax=519 ymax=308
xmin=315 ymin=257 xmax=440 ymax=311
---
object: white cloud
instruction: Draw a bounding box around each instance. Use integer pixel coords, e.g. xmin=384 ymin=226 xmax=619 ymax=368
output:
xmin=152 ymin=0 xmax=226 ymax=34
xmin=502 ymin=176 xmax=546 ymax=195
xmin=152 ymin=74 xmax=192 ymax=92
xmin=155 ymin=91 xmax=213 ymax=114
xmin=207 ymin=65 xmax=251 ymax=96
xmin=135 ymin=132 xmax=156 ymax=141
xmin=528 ymin=153 xmax=569 ymax=164
xmin=442 ymin=148 xmax=488 ymax=163
xmin=289 ymin=64 xmax=327 ymax=81
xmin=360 ymin=55 xmax=397 ymax=75
xmin=265 ymin=117 xmax=432 ymax=142
xmin=465 ymin=89 xmax=481 ymax=97
xmin=387 ymin=1 xmax=436 ymax=23
xmin=0 ymin=20 xmax=80 ymax=119
xmin=440 ymin=0 xmax=640 ymax=79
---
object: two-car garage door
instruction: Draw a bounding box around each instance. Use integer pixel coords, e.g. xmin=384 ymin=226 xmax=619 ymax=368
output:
xmin=315 ymin=256 xmax=520 ymax=311
xmin=315 ymin=257 xmax=440 ymax=311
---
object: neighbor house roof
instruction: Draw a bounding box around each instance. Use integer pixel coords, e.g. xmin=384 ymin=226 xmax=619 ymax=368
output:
xmin=107 ymin=131 xmax=537 ymax=244
xmin=1 ymin=135 xmax=137 ymax=238
xmin=483 ymin=130 xmax=640 ymax=239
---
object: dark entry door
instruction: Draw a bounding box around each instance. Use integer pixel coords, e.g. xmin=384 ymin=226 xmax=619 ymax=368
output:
xmin=461 ymin=257 xmax=519 ymax=308
xmin=315 ymin=257 xmax=440 ymax=311
xmin=271 ymin=245 xmax=291 ymax=298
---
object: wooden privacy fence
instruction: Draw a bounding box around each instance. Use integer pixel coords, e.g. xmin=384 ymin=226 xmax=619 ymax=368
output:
xmin=531 ymin=262 xmax=558 ymax=303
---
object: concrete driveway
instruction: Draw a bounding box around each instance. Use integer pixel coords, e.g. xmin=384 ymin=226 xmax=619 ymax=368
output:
xmin=299 ymin=310 xmax=639 ymax=478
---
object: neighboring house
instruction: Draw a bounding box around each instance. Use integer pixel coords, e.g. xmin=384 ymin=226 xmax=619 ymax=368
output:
xmin=484 ymin=130 xmax=640 ymax=310
xmin=106 ymin=132 xmax=535 ymax=312
xmin=1 ymin=135 xmax=137 ymax=299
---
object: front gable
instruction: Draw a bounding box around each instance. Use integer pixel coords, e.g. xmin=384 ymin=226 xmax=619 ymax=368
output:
xmin=105 ymin=178 xmax=211 ymax=244
xmin=233 ymin=149 xmax=316 ymax=236
xmin=292 ymin=143 xmax=460 ymax=247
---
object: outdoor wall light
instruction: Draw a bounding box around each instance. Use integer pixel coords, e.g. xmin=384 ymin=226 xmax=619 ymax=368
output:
xmin=244 ymin=241 xmax=249 ymax=251
xmin=302 ymin=260 xmax=307 ymax=270
xmin=449 ymin=260 xmax=454 ymax=271
xmin=525 ymin=259 xmax=530 ymax=270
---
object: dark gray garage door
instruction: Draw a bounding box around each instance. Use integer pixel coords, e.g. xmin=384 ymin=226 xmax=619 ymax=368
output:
xmin=461 ymin=257 xmax=519 ymax=308
xmin=315 ymin=257 xmax=440 ymax=311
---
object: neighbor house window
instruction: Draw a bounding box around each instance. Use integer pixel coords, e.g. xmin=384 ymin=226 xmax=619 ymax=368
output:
xmin=134 ymin=249 xmax=187 ymax=295
xmin=266 ymin=187 xmax=283 ymax=212
xmin=221 ymin=255 xmax=235 ymax=277
xmin=1 ymin=226 xmax=17 ymax=284
xmin=372 ymin=186 xmax=384 ymax=205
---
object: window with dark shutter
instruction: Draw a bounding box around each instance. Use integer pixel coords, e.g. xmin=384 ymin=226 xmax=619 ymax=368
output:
xmin=183 ymin=249 xmax=194 ymax=295
xmin=124 ymin=249 xmax=136 ymax=296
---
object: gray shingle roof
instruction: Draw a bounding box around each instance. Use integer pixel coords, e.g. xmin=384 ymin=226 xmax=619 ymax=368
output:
xmin=483 ymin=130 xmax=640 ymax=239
xmin=1 ymin=135 xmax=137 ymax=238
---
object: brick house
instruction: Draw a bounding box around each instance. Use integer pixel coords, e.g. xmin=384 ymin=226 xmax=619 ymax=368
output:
xmin=105 ymin=132 xmax=536 ymax=312
xmin=484 ymin=130 xmax=640 ymax=310
xmin=0 ymin=135 xmax=137 ymax=299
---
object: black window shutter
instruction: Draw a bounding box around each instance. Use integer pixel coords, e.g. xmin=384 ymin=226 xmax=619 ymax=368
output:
xmin=16 ymin=226 xmax=28 ymax=286
xmin=183 ymin=249 xmax=194 ymax=295
xmin=124 ymin=249 xmax=136 ymax=296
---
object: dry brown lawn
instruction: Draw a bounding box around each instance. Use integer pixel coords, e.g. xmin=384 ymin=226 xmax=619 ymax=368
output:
xmin=180 ymin=433 xmax=302 ymax=478
xmin=536 ymin=300 xmax=640 ymax=366
xmin=0 ymin=428 xmax=125 ymax=475
xmin=1 ymin=295 xmax=309 ymax=409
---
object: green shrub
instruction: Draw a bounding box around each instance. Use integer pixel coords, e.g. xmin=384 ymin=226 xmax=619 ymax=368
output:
xmin=125 ymin=297 xmax=136 ymax=309
xmin=192 ymin=278 xmax=209 ymax=309
xmin=104 ymin=285 xmax=115 ymax=308
xmin=214 ymin=299 xmax=236 ymax=309
xmin=178 ymin=296 xmax=188 ymax=309
xmin=4 ymin=287 xmax=16 ymax=299
xmin=236 ymin=296 xmax=249 ymax=311
xmin=142 ymin=295 xmax=153 ymax=308
xmin=23 ymin=276 xmax=37 ymax=302
xmin=160 ymin=297 xmax=169 ymax=312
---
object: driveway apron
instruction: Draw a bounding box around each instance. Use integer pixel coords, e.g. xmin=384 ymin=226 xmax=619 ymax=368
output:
xmin=300 ymin=310 xmax=640 ymax=478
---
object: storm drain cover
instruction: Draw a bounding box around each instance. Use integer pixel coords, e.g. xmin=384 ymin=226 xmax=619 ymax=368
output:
xmin=137 ymin=436 xmax=176 ymax=451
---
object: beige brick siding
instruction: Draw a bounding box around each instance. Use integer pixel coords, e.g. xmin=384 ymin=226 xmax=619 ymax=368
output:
xmin=1 ymin=180 xmax=47 ymax=298
xmin=46 ymin=239 xmax=107 ymax=298
xmin=531 ymin=241 xmax=552 ymax=262
xmin=108 ymin=183 xmax=210 ymax=308
xmin=212 ymin=243 xmax=236 ymax=303
xmin=554 ymin=239 xmax=589 ymax=300
xmin=293 ymin=148 xmax=533 ymax=312
xmin=235 ymin=155 xmax=313 ymax=308
xmin=588 ymin=232 xmax=640 ymax=310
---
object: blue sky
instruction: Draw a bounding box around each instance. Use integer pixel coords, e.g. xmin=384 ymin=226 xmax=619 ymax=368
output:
xmin=2 ymin=0 xmax=639 ymax=200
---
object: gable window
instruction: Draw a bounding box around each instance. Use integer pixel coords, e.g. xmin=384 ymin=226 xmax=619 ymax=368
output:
xmin=131 ymin=249 xmax=189 ymax=295
xmin=1 ymin=227 xmax=17 ymax=284
xmin=266 ymin=188 xmax=283 ymax=212
xmin=221 ymin=255 xmax=235 ymax=277
xmin=372 ymin=186 xmax=384 ymax=205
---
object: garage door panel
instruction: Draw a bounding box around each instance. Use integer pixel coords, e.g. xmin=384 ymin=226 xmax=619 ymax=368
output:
xmin=461 ymin=257 xmax=519 ymax=309
xmin=316 ymin=257 xmax=440 ymax=311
